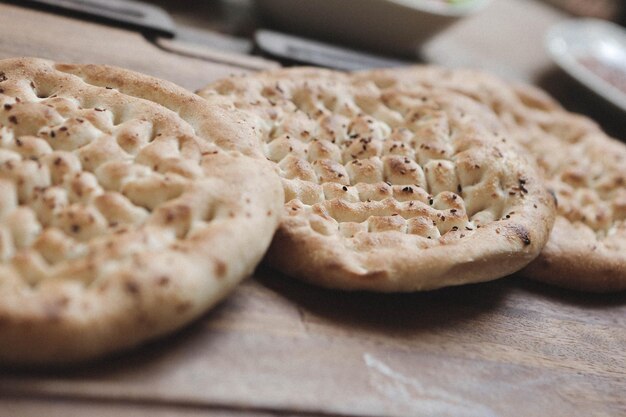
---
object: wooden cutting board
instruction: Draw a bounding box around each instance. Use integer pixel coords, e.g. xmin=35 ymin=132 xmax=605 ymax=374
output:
xmin=0 ymin=3 xmax=624 ymax=417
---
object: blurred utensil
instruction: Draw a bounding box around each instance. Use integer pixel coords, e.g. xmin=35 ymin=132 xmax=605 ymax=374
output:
xmin=12 ymin=0 xmax=176 ymax=37
xmin=255 ymin=29 xmax=409 ymax=70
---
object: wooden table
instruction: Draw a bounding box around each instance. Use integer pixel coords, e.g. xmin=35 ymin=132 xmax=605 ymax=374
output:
xmin=0 ymin=2 xmax=624 ymax=416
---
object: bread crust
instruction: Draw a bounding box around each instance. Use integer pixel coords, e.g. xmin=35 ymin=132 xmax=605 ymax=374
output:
xmin=199 ymin=68 xmax=555 ymax=292
xmin=357 ymin=66 xmax=626 ymax=292
xmin=0 ymin=58 xmax=283 ymax=365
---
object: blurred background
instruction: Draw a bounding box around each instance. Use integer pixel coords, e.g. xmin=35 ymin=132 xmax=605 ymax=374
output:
xmin=9 ymin=0 xmax=624 ymax=137
xmin=145 ymin=0 xmax=626 ymax=69
xmin=149 ymin=0 xmax=626 ymax=138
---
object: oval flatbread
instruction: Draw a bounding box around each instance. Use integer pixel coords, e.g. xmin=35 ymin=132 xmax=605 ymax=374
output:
xmin=0 ymin=58 xmax=283 ymax=365
xmin=198 ymin=68 xmax=556 ymax=292
xmin=357 ymin=66 xmax=626 ymax=292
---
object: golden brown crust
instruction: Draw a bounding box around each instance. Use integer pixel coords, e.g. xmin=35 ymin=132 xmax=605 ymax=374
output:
xmin=523 ymin=218 xmax=626 ymax=292
xmin=198 ymin=68 xmax=555 ymax=292
xmin=0 ymin=58 xmax=283 ymax=365
xmin=357 ymin=66 xmax=626 ymax=292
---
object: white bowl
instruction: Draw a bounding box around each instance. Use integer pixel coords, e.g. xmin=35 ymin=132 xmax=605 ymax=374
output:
xmin=255 ymin=0 xmax=491 ymax=56
xmin=546 ymin=19 xmax=626 ymax=113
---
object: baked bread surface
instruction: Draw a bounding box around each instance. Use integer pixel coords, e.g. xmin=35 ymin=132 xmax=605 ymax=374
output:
xmin=0 ymin=58 xmax=283 ymax=364
xmin=358 ymin=67 xmax=626 ymax=292
xmin=199 ymin=68 xmax=556 ymax=292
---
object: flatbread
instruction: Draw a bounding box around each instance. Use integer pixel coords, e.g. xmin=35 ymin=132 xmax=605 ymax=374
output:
xmin=357 ymin=66 xmax=626 ymax=292
xmin=198 ymin=68 xmax=556 ymax=292
xmin=0 ymin=58 xmax=283 ymax=365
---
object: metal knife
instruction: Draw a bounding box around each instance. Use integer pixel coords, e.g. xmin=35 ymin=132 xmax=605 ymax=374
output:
xmin=255 ymin=29 xmax=410 ymax=70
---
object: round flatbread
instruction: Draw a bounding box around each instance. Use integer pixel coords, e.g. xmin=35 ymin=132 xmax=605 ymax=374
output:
xmin=0 ymin=58 xmax=283 ymax=365
xmin=198 ymin=68 xmax=556 ymax=292
xmin=357 ymin=66 xmax=626 ymax=292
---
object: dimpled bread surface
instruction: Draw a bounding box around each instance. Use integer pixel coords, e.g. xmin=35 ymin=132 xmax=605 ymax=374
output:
xmin=357 ymin=67 xmax=626 ymax=292
xmin=198 ymin=68 xmax=556 ymax=292
xmin=0 ymin=58 xmax=283 ymax=365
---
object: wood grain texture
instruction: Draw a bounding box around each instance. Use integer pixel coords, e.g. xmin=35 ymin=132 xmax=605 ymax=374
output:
xmin=0 ymin=273 xmax=624 ymax=417
xmin=0 ymin=2 xmax=624 ymax=417
xmin=0 ymin=397 xmax=291 ymax=417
